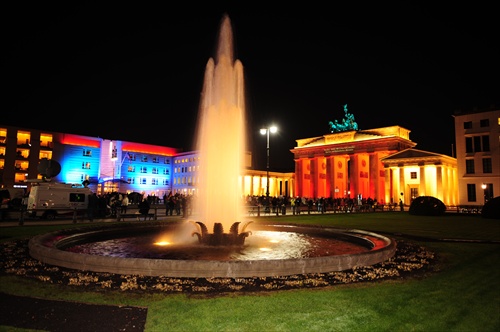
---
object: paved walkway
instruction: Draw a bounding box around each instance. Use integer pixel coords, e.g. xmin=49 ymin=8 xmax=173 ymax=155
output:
xmin=0 ymin=214 xmax=183 ymax=227
xmin=1 ymin=204 xmax=412 ymax=227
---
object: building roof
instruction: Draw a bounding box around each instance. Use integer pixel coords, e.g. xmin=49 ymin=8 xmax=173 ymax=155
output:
xmin=380 ymin=148 xmax=456 ymax=166
xmin=294 ymin=126 xmax=412 ymax=148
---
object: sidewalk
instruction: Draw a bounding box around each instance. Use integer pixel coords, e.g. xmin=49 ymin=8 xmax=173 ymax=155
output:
xmin=0 ymin=214 xmax=182 ymax=227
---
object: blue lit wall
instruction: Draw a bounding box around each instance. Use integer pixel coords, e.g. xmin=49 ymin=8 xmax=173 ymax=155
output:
xmin=55 ymin=145 xmax=100 ymax=186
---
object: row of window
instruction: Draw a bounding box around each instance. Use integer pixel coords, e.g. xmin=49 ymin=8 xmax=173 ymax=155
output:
xmin=126 ymin=178 xmax=169 ymax=185
xmin=79 ymin=174 xmax=170 ymax=186
xmin=81 ymin=162 xmax=173 ymax=176
xmin=466 ymin=183 xmax=494 ymax=203
xmin=82 ymin=149 xmax=172 ymax=165
xmin=465 ymin=135 xmax=490 ymax=153
xmin=0 ymin=129 xmax=53 ymax=148
xmin=127 ymin=166 xmax=170 ymax=175
xmin=465 ymin=158 xmax=492 ymax=174
xmin=175 ymin=166 xmax=198 ymax=173
xmin=463 ymin=118 xmax=489 ymax=129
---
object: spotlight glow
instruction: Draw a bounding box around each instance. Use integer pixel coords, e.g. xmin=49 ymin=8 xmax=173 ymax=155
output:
xmin=154 ymin=241 xmax=171 ymax=246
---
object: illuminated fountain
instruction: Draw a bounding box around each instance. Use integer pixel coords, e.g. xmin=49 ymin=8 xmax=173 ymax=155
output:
xmin=28 ymin=15 xmax=396 ymax=279
xmin=190 ymin=14 xmax=250 ymax=245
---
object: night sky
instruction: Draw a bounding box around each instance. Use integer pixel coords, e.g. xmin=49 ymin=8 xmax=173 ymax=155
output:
xmin=3 ymin=4 xmax=498 ymax=171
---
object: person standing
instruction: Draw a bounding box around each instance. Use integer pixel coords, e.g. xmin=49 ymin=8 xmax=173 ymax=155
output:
xmin=87 ymin=193 xmax=98 ymax=222
xmin=138 ymin=198 xmax=150 ymax=221
xmin=120 ymin=194 xmax=129 ymax=214
xmin=296 ymin=196 xmax=301 ymax=215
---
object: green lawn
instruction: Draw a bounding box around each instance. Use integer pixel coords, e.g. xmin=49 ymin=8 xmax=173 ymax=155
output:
xmin=1 ymin=212 xmax=499 ymax=331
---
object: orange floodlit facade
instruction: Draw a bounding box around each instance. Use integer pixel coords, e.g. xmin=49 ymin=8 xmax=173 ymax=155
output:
xmin=291 ymin=126 xmax=458 ymax=206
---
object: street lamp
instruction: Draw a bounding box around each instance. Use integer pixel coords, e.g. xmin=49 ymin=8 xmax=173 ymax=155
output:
xmin=481 ymin=183 xmax=487 ymax=205
xmin=260 ymin=126 xmax=277 ymax=199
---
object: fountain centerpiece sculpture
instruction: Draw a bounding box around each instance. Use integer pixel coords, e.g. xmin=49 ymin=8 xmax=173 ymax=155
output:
xmin=190 ymin=14 xmax=251 ymax=245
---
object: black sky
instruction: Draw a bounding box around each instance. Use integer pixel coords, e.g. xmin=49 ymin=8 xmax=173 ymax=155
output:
xmin=3 ymin=3 xmax=499 ymax=171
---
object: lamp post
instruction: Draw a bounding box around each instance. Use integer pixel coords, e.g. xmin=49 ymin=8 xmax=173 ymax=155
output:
xmin=260 ymin=126 xmax=277 ymax=199
xmin=481 ymin=183 xmax=487 ymax=205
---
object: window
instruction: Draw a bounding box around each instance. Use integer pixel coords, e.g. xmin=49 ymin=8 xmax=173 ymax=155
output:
xmin=410 ymin=172 xmax=417 ymax=179
xmin=164 ymin=159 xmax=170 ymax=165
xmin=82 ymin=162 xmax=91 ymax=169
xmin=127 ymin=178 xmax=135 ymax=184
xmin=40 ymin=133 xmax=53 ymax=148
xmin=465 ymin=137 xmax=473 ymax=153
xmin=140 ymin=167 xmax=147 ymax=173
xmin=483 ymin=158 xmax=492 ymax=173
xmin=39 ymin=151 xmax=51 ymax=159
xmin=111 ymin=147 xmax=117 ymax=159
xmin=128 ymin=153 xmax=136 ymax=161
xmin=466 ymin=184 xmax=476 ymax=202
xmin=466 ymin=135 xmax=490 ymax=153
xmin=463 ymin=121 xmax=472 ymax=129
xmin=83 ymin=149 xmax=92 ymax=156
xmin=152 ymin=167 xmax=158 ymax=174
xmin=127 ymin=165 xmax=135 ymax=172
xmin=410 ymin=188 xmax=418 ymax=200
xmin=483 ymin=183 xmax=494 ymax=202
xmin=152 ymin=178 xmax=158 ymax=185
xmin=141 ymin=156 xmax=148 ymax=162
xmin=474 ymin=136 xmax=482 ymax=152
xmin=163 ymin=168 xmax=169 ymax=175
xmin=16 ymin=149 xmax=28 ymax=158
xmin=140 ymin=178 xmax=147 ymax=185
xmin=465 ymin=159 xmax=475 ymax=174
xmin=482 ymin=135 xmax=490 ymax=152
xmin=480 ymin=119 xmax=489 ymax=127
xmin=70 ymin=193 xmax=86 ymax=203
xmin=152 ymin=157 xmax=159 ymax=163
xmin=162 ymin=179 xmax=169 ymax=186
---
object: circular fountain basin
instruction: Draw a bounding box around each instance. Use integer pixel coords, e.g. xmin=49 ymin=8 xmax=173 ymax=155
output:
xmin=28 ymin=221 xmax=396 ymax=278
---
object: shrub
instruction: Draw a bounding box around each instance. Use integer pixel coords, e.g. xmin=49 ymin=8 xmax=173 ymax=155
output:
xmin=482 ymin=196 xmax=500 ymax=220
xmin=409 ymin=196 xmax=446 ymax=216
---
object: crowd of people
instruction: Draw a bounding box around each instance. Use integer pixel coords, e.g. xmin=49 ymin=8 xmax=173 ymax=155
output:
xmin=244 ymin=195 xmax=402 ymax=215
xmin=86 ymin=190 xmax=402 ymax=222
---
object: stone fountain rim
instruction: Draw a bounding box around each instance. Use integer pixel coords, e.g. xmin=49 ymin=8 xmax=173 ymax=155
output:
xmin=28 ymin=221 xmax=397 ymax=278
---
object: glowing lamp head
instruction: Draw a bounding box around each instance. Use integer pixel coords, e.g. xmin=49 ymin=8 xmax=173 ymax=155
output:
xmin=260 ymin=126 xmax=277 ymax=135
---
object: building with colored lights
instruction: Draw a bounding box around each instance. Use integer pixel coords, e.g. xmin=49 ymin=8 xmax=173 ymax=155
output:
xmin=0 ymin=125 xmax=294 ymax=200
xmin=1 ymin=107 xmax=498 ymax=207
xmin=291 ymin=125 xmax=458 ymax=206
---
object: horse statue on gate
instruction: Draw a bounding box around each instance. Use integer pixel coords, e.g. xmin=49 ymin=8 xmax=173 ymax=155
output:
xmin=328 ymin=104 xmax=358 ymax=133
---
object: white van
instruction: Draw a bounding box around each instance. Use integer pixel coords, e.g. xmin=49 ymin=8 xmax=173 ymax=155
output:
xmin=26 ymin=182 xmax=92 ymax=219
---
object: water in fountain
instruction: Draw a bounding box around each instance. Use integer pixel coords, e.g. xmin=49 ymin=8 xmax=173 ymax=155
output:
xmin=191 ymin=14 xmax=247 ymax=235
